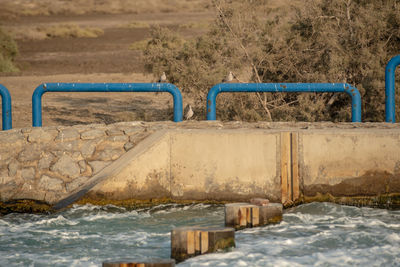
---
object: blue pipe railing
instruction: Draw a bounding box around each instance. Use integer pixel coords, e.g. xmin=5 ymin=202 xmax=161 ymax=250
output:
xmin=207 ymin=83 xmax=362 ymax=122
xmin=385 ymin=55 xmax=400 ymax=123
xmin=0 ymin=84 xmax=12 ymax=130
xmin=32 ymin=83 xmax=183 ymax=127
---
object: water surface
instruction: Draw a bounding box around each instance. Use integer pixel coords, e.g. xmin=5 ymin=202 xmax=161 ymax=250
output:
xmin=0 ymin=202 xmax=399 ymax=266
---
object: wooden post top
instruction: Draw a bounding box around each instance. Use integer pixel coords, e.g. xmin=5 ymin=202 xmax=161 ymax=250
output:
xmin=102 ymin=258 xmax=175 ymax=267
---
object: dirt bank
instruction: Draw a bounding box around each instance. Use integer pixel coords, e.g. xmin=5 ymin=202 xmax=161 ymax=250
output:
xmin=1 ymin=10 xmax=213 ymax=128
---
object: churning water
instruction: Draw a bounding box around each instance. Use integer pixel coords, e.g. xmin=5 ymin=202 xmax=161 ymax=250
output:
xmin=0 ymin=202 xmax=399 ymax=266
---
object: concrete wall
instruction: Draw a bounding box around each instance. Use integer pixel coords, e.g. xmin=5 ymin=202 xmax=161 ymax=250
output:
xmin=300 ymin=130 xmax=400 ymax=197
xmin=1 ymin=121 xmax=400 ymax=209
xmin=78 ymin=125 xmax=400 ymax=208
xmin=170 ymin=130 xmax=280 ymax=201
xmin=88 ymin=129 xmax=282 ymax=203
xmin=87 ymin=130 xmax=172 ymax=201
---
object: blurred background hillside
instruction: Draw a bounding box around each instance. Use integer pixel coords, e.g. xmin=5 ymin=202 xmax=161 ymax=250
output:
xmin=0 ymin=0 xmax=399 ymax=127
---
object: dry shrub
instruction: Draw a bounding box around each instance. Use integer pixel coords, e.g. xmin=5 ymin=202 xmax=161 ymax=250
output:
xmin=5 ymin=27 xmax=47 ymax=40
xmin=42 ymin=24 xmax=104 ymax=39
xmin=0 ymin=27 xmax=18 ymax=73
xmin=179 ymin=22 xmax=210 ymax=30
xmin=4 ymin=24 xmax=104 ymax=40
xmin=263 ymin=0 xmax=400 ymax=122
xmin=143 ymin=0 xmax=400 ymax=122
xmin=122 ymin=21 xmax=151 ymax=29
xmin=129 ymin=39 xmax=151 ymax=51
xmin=143 ymin=24 xmax=244 ymax=118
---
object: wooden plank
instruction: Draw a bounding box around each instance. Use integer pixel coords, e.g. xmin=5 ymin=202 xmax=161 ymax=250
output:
xmin=201 ymin=231 xmax=208 ymax=254
xmin=187 ymin=231 xmax=195 ymax=255
xmin=239 ymin=207 xmax=247 ymax=226
xmin=291 ymin=132 xmax=300 ymax=201
xmin=252 ymin=207 xmax=259 ymax=226
xmin=195 ymin=230 xmax=201 ymax=253
xmin=280 ymin=132 xmax=291 ymax=204
xmin=246 ymin=206 xmax=251 ymax=225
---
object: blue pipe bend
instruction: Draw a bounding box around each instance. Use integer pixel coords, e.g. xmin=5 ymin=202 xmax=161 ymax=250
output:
xmin=32 ymin=83 xmax=183 ymax=127
xmin=0 ymin=84 xmax=12 ymax=130
xmin=206 ymin=83 xmax=362 ymax=122
xmin=385 ymin=55 xmax=400 ymax=123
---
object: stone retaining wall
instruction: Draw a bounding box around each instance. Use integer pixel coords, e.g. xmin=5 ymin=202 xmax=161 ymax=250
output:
xmin=0 ymin=121 xmax=159 ymax=203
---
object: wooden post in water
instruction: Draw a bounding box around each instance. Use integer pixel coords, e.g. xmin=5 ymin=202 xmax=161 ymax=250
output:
xmin=225 ymin=200 xmax=283 ymax=230
xmin=171 ymin=226 xmax=235 ymax=263
xmin=102 ymin=259 xmax=175 ymax=267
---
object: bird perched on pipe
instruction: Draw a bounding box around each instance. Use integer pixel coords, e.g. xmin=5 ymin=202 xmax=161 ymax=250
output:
xmin=158 ymin=72 xmax=167 ymax=83
xmin=184 ymin=104 xmax=194 ymax=120
xmin=222 ymin=71 xmax=234 ymax=83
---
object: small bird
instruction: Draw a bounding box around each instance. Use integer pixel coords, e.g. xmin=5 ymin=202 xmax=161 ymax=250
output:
xmin=158 ymin=72 xmax=167 ymax=83
xmin=184 ymin=104 xmax=194 ymax=120
xmin=222 ymin=71 xmax=234 ymax=83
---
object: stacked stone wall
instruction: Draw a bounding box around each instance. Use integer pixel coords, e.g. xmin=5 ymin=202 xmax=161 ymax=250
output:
xmin=0 ymin=122 xmax=161 ymax=203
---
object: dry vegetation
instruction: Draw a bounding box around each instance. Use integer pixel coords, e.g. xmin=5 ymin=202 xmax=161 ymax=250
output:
xmin=5 ymin=24 xmax=104 ymax=40
xmin=0 ymin=0 xmax=211 ymax=18
xmin=0 ymin=27 xmax=18 ymax=73
xmin=121 ymin=21 xmax=151 ymax=29
xmin=1 ymin=0 xmax=399 ymax=124
xmin=129 ymin=39 xmax=152 ymax=51
xmin=143 ymin=0 xmax=400 ymax=122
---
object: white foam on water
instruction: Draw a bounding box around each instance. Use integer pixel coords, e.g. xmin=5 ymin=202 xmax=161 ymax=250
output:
xmin=150 ymin=203 xmax=213 ymax=214
xmin=0 ymin=218 xmax=11 ymax=226
xmin=367 ymin=219 xmax=400 ymax=229
xmin=181 ymin=250 xmax=245 ymax=266
xmin=107 ymin=230 xmax=170 ymax=246
xmin=284 ymin=212 xmax=335 ymax=224
xmin=314 ymin=251 xmax=356 ymax=266
xmin=36 ymin=215 xmax=78 ymax=226
xmin=385 ymin=232 xmax=400 ymax=244
xmin=80 ymin=210 xmax=139 ymax=221
xmin=71 ymin=203 xmax=125 ymax=211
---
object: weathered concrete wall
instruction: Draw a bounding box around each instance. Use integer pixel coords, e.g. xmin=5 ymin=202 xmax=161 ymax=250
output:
xmin=88 ymin=130 xmax=172 ymax=200
xmin=300 ymin=130 xmax=400 ymax=197
xmin=89 ymin=129 xmax=282 ymax=203
xmin=72 ymin=124 xmax=400 ymax=209
xmin=170 ymin=130 xmax=281 ymax=201
xmin=1 ymin=121 xmax=400 ymax=210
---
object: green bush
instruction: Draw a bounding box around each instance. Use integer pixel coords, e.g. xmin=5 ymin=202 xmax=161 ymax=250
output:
xmin=143 ymin=0 xmax=400 ymax=122
xmin=0 ymin=27 xmax=19 ymax=73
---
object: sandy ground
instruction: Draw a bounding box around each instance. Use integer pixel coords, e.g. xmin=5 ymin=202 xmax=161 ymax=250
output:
xmin=1 ymin=11 xmax=212 ymax=128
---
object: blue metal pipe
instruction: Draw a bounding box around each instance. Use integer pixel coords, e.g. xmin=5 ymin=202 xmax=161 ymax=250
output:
xmin=32 ymin=83 xmax=183 ymax=127
xmin=207 ymin=83 xmax=362 ymax=122
xmin=0 ymin=84 xmax=12 ymax=130
xmin=385 ymin=55 xmax=400 ymax=123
